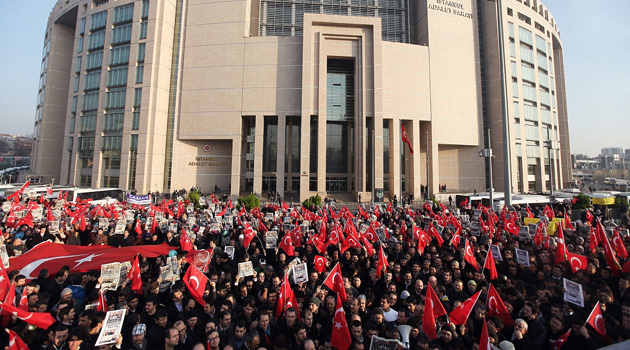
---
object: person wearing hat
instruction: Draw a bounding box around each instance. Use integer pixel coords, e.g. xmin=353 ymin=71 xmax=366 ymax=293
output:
xmin=125 ymin=323 xmax=148 ymax=350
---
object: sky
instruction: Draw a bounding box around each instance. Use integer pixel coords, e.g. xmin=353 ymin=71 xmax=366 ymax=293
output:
xmin=0 ymin=0 xmax=628 ymax=157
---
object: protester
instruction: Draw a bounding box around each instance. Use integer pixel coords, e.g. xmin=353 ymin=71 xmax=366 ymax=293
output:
xmin=0 ymin=186 xmax=629 ymax=350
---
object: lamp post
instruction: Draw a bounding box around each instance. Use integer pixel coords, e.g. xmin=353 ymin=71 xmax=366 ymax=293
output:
xmin=489 ymin=0 xmax=512 ymax=207
xmin=479 ymin=129 xmax=494 ymax=211
xmin=426 ymin=131 xmax=430 ymax=200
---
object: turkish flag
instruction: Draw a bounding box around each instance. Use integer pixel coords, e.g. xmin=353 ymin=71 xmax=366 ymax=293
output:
xmin=257 ymin=220 xmax=268 ymax=233
xmin=340 ymin=233 xmax=362 ymax=254
xmin=290 ymin=226 xmax=302 ymax=247
xmin=275 ymin=273 xmax=299 ymax=320
xmin=227 ymin=198 xmax=233 ymax=210
xmin=486 ymin=284 xmax=513 ymax=327
xmin=428 ymin=222 xmax=444 ymax=247
xmin=0 ymin=300 xmax=55 ymax=330
xmin=374 ymin=205 xmax=380 ymax=219
xmin=127 ymin=255 xmax=143 ymax=294
xmin=360 ymin=233 xmax=374 ymax=257
xmin=553 ymin=329 xmax=571 ymax=350
xmin=377 ymin=245 xmax=389 ymax=278
xmin=564 ymin=212 xmax=574 ymax=230
xmin=328 ymin=224 xmax=341 ymax=246
xmin=504 ymin=218 xmax=520 ymax=236
xmin=555 ymin=224 xmax=567 ymax=264
xmin=7 ymin=328 xmax=29 ymax=350
xmin=217 ymin=207 xmax=226 ymax=217
xmin=242 ymin=221 xmax=256 ymax=248
xmin=586 ymin=302 xmax=610 ymax=342
xmin=313 ymin=255 xmax=327 ymax=273
xmin=10 ymin=241 xmax=173 ymax=280
xmin=464 ymin=239 xmax=479 ymax=271
xmin=452 ymin=227 xmax=462 ymax=249
xmin=589 ymin=226 xmax=598 ymax=254
xmin=526 ymin=206 xmax=534 ymax=218
xmin=483 ymin=250 xmax=498 ymax=280
xmin=186 ymin=249 xmax=213 ymax=273
xmin=183 ymin=265 xmax=208 ymax=308
xmin=386 ymin=201 xmax=393 ymax=214
xmin=401 ymin=123 xmax=413 ymax=154
xmin=279 ymin=230 xmax=295 ymax=256
xmin=449 ymin=290 xmax=481 ymax=325
xmin=135 ymin=219 xmax=143 ymax=236
xmin=586 ymin=210 xmax=594 ymax=224
xmin=599 ymin=221 xmax=621 ymax=277
xmin=331 ymin=293 xmax=352 ymax=350
xmin=180 ymin=228 xmax=194 ymax=251
xmin=323 ymin=262 xmax=347 ymax=302
xmin=612 ymin=229 xmax=628 ymax=259
xmin=319 ymin=217 xmax=327 ymax=239
xmin=97 ymin=289 xmax=108 ymax=312
xmin=1 ymin=282 xmax=16 ymax=327
xmin=18 ymin=292 xmax=28 ymax=311
xmin=0 ymin=264 xmax=10 ymax=300
xmin=534 ymin=222 xmax=545 ymax=246
xmin=567 ymin=252 xmax=588 ymax=273
xmin=364 ymin=224 xmax=378 ymax=242
xmin=16 ymin=211 xmax=34 ymax=228
xmin=46 ymin=187 xmax=53 ymax=196
xmin=479 ymin=318 xmax=491 ymax=350
xmin=422 ymin=284 xmax=446 ymax=340
xmin=281 ymin=201 xmax=290 ymax=211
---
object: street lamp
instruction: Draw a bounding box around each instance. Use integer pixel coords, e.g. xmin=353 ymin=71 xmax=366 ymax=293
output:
xmin=479 ymin=129 xmax=494 ymax=211
xmin=489 ymin=0 xmax=512 ymax=207
xmin=545 ymin=140 xmax=558 ymax=196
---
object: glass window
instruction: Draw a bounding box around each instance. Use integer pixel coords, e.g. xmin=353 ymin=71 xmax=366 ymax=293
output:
xmin=130 ymin=134 xmax=138 ymax=150
xmin=510 ymin=61 xmax=517 ymax=78
xmin=512 ymin=80 xmax=519 ymax=98
xmin=535 ymin=35 xmax=546 ymax=54
xmin=132 ymin=111 xmax=140 ymax=130
xmin=141 ymin=0 xmax=150 ymax=19
xmin=75 ymin=56 xmax=82 ymax=73
xmin=106 ymin=88 xmax=127 ymax=109
xmin=538 ymin=70 xmax=548 ymax=88
xmin=524 ymin=102 xmax=538 ymax=122
xmin=263 ymin=117 xmax=278 ymax=172
xmin=525 ymin=124 xmax=539 ymax=141
xmin=521 ymin=64 xmax=535 ymax=82
xmin=537 ymin=52 xmax=548 ymax=71
xmin=113 ymin=3 xmax=134 ymax=24
xmin=86 ymin=51 xmax=103 ymax=70
xmin=139 ymin=21 xmax=147 ymax=39
xmin=509 ymin=40 xmax=516 ymax=58
xmin=90 ymin=11 xmax=107 ymax=31
xmin=81 ymin=92 xmax=99 ymax=112
xmin=79 ymin=18 xmax=86 ymax=35
xmin=518 ymin=26 xmax=532 ymax=46
xmin=110 ymin=45 xmax=130 ymax=66
xmin=71 ymin=96 xmax=78 ymax=113
xmin=88 ymin=30 xmax=106 ymax=51
xmin=508 ymin=22 xmax=514 ymax=38
xmin=522 ymin=82 xmax=537 ymax=102
xmin=133 ymin=88 xmax=142 ymax=107
xmin=111 ymin=24 xmax=132 ymax=45
xmin=68 ymin=137 xmax=74 ymax=151
xmin=512 ymin=101 xmax=520 ymax=118
xmin=135 ymin=64 xmax=144 ymax=84
xmin=520 ymin=44 xmax=534 ymax=64
xmin=102 ymin=136 xmax=123 ymax=150
xmin=73 ymin=76 xmax=80 ymax=92
xmin=78 ymin=136 xmax=95 ymax=150
xmin=103 ymin=112 xmax=124 ymax=131
xmin=69 ymin=116 xmax=76 ymax=133
xmin=107 ymin=67 xmax=128 ymax=87
xmin=137 ymin=43 xmax=146 ymax=62
xmin=541 ymin=107 xmax=552 ymax=124
xmin=514 ymin=120 xmax=521 ymax=140
xmin=80 ymin=114 xmax=97 ymax=132
xmin=84 ymin=71 xmax=101 ymax=91
xmin=539 ymin=89 xmax=550 ymax=107
xmin=77 ymin=37 xmax=84 ymax=53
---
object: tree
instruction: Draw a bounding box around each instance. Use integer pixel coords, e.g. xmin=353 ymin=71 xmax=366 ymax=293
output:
xmin=0 ymin=138 xmax=10 ymax=154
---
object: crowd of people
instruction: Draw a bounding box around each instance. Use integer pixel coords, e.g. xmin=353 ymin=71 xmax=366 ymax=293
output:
xmin=0 ymin=188 xmax=629 ymax=350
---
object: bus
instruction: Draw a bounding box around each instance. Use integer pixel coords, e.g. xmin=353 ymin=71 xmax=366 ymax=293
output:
xmin=65 ymin=188 xmax=124 ymax=204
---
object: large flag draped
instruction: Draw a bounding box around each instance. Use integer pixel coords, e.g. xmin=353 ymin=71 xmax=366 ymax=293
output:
xmin=10 ymin=241 xmax=173 ymax=280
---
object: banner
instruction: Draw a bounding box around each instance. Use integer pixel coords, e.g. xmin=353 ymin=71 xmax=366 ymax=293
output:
xmin=10 ymin=241 xmax=173 ymax=279
xmin=126 ymin=194 xmax=151 ymax=205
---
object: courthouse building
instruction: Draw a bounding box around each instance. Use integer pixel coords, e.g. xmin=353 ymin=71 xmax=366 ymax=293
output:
xmin=30 ymin=0 xmax=571 ymax=201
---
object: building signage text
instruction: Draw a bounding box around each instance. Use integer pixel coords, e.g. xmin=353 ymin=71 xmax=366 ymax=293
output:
xmin=429 ymin=0 xmax=473 ymax=19
xmin=188 ymin=156 xmax=224 ymax=167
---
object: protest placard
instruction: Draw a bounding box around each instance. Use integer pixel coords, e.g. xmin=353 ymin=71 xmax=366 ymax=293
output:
xmin=563 ymin=278 xmax=584 ymax=307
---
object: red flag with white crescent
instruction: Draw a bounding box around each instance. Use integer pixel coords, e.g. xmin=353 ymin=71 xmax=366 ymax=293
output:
xmin=612 ymin=229 xmax=628 ymax=259
xmin=313 ymin=255 xmax=327 ymax=273
xmin=180 ymin=227 xmax=194 ymax=251
xmin=0 ymin=300 xmax=55 ymax=330
xmin=127 ymin=255 xmax=143 ymax=294
xmin=183 ymin=265 xmax=208 ymax=308
xmin=97 ymin=289 xmax=108 ymax=312
xmin=330 ymin=293 xmax=352 ymax=350
xmin=7 ymin=328 xmax=30 ymax=350
xmin=567 ymin=252 xmax=588 ymax=273
xmin=279 ymin=230 xmax=295 ymax=256
xmin=377 ymin=245 xmax=389 ymax=278
xmin=479 ymin=318 xmax=491 ymax=350
xmin=486 ymin=284 xmax=513 ymax=327
xmin=464 ymin=239 xmax=479 ymax=271
xmin=449 ymin=290 xmax=482 ymax=325
xmin=586 ymin=301 xmax=610 ymax=343
xmin=483 ymin=250 xmax=498 ymax=280
xmin=553 ymin=329 xmax=571 ymax=350
xmin=323 ymin=262 xmax=347 ymax=302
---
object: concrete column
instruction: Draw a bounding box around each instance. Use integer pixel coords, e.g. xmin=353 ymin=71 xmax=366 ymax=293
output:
xmin=230 ymin=137 xmax=241 ymax=198
xmin=253 ymin=115 xmax=264 ymax=196
xmin=410 ymin=119 xmax=422 ymax=198
xmin=391 ymin=118 xmax=401 ymax=198
xmin=299 ymin=114 xmax=311 ymax=201
xmin=276 ymin=115 xmax=286 ymax=199
xmin=317 ymin=115 xmax=326 ymax=195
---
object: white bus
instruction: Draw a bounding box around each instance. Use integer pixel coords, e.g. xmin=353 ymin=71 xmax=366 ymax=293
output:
xmin=65 ymin=187 xmax=124 ymax=204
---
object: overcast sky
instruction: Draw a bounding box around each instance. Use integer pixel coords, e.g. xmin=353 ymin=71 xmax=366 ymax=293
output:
xmin=0 ymin=0 xmax=627 ymax=156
